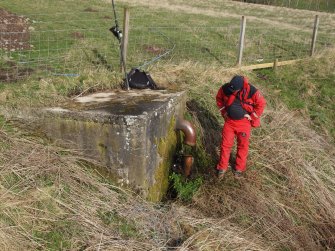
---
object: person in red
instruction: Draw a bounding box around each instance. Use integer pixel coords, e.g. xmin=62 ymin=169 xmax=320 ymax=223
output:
xmin=216 ymin=75 xmax=266 ymax=179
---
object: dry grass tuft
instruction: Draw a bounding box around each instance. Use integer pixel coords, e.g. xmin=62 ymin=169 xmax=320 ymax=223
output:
xmin=0 ymin=129 xmax=180 ymax=250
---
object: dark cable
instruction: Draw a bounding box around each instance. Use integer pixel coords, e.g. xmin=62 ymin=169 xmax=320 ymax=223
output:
xmin=110 ymin=0 xmax=129 ymax=90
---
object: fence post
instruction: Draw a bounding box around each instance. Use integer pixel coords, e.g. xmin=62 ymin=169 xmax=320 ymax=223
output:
xmin=310 ymin=15 xmax=319 ymax=57
xmin=237 ymin=16 xmax=246 ymax=67
xmin=273 ymin=58 xmax=278 ymax=71
xmin=121 ymin=8 xmax=129 ymax=73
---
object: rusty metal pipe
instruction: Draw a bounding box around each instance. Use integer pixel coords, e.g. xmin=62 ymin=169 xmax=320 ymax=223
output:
xmin=183 ymin=155 xmax=194 ymax=177
xmin=175 ymin=118 xmax=196 ymax=146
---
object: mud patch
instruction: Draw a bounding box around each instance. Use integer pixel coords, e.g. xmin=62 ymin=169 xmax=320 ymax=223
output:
xmin=83 ymin=7 xmax=99 ymax=12
xmin=0 ymin=63 xmax=33 ymax=82
xmin=144 ymin=45 xmax=165 ymax=55
xmin=71 ymin=32 xmax=85 ymax=40
xmin=0 ymin=8 xmax=30 ymax=51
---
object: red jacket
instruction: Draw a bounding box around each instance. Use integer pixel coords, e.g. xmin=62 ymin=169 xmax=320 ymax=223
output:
xmin=216 ymin=77 xmax=266 ymax=127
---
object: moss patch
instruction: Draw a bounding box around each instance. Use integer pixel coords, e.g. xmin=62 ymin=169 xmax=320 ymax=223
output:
xmin=147 ymin=118 xmax=177 ymax=202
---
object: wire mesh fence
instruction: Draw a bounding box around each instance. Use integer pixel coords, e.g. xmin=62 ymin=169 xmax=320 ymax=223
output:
xmin=243 ymin=26 xmax=312 ymax=63
xmin=0 ymin=4 xmax=334 ymax=82
xmin=0 ymin=9 xmax=121 ymax=82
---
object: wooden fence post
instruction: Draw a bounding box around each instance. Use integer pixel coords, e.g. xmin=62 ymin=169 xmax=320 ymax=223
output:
xmin=273 ymin=58 xmax=278 ymax=71
xmin=310 ymin=15 xmax=319 ymax=57
xmin=121 ymin=8 xmax=129 ymax=73
xmin=237 ymin=16 xmax=246 ymax=67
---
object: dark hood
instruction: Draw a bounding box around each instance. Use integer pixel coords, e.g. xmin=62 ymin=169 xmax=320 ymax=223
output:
xmin=229 ymin=75 xmax=244 ymax=92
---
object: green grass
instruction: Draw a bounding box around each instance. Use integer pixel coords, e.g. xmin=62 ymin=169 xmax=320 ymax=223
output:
xmin=0 ymin=115 xmax=14 ymax=133
xmin=33 ymin=220 xmax=81 ymax=251
xmin=0 ymin=0 xmax=121 ymax=74
xmin=1 ymin=172 xmax=22 ymax=192
xmin=0 ymin=0 xmax=333 ymax=81
xmin=255 ymin=52 xmax=335 ymax=141
xmin=97 ymin=209 xmax=138 ymax=238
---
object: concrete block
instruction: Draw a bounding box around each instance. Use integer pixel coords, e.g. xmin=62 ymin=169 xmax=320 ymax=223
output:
xmin=23 ymin=89 xmax=187 ymax=201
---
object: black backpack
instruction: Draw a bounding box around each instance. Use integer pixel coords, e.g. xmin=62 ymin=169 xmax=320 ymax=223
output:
xmin=125 ymin=68 xmax=158 ymax=90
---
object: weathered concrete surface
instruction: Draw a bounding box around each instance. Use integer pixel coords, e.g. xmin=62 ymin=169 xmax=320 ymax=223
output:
xmin=23 ymin=90 xmax=186 ymax=201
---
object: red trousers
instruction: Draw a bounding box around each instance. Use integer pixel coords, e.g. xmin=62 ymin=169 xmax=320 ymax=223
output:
xmin=217 ymin=118 xmax=251 ymax=172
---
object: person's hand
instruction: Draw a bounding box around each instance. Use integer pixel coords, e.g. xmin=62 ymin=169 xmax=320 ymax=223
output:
xmin=244 ymin=114 xmax=252 ymax=121
xmin=223 ymin=112 xmax=228 ymax=121
xmin=252 ymin=112 xmax=259 ymax=119
xmin=220 ymin=110 xmax=228 ymax=121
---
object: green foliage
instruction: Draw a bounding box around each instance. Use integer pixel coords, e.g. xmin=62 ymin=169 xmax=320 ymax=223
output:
xmin=169 ymin=172 xmax=203 ymax=202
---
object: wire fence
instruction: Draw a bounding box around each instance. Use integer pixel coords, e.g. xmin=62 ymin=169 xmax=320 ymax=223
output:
xmin=0 ymin=6 xmax=334 ymax=82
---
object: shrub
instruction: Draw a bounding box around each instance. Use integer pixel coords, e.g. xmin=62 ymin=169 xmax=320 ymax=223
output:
xmin=169 ymin=173 xmax=203 ymax=202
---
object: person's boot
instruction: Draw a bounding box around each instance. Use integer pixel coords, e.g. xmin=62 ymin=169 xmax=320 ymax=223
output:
xmin=233 ymin=170 xmax=244 ymax=179
xmin=217 ymin=169 xmax=226 ymax=180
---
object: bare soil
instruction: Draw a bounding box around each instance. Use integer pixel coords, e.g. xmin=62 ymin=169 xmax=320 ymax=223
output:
xmin=0 ymin=64 xmax=33 ymax=82
xmin=71 ymin=31 xmax=85 ymax=39
xmin=0 ymin=8 xmax=32 ymax=82
xmin=143 ymin=45 xmax=165 ymax=54
xmin=83 ymin=7 xmax=99 ymax=12
xmin=0 ymin=8 xmax=30 ymax=51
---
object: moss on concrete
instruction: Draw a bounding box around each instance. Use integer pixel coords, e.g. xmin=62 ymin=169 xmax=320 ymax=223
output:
xmin=147 ymin=118 xmax=177 ymax=202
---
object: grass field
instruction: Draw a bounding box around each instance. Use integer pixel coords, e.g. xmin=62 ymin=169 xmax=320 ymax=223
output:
xmin=0 ymin=0 xmax=335 ymax=250
xmin=0 ymin=0 xmax=334 ymax=80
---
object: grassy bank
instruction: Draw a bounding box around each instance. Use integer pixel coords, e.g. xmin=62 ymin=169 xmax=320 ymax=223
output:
xmin=0 ymin=0 xmax=335 ymax=250
xmin=2 ymin=49 xmax=335 ymax=249
xmin=256 ymin=49 xmax=335 ymax=141
xmin=159 ymin=52 xmax=335 ymax=249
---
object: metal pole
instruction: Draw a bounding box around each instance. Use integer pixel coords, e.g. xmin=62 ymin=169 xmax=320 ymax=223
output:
xmin=121 ymin=8 xmax=129 ymax=72
xmin=310 ymin=15 xmax=319 ymax=57
xmin=121 ymin=8 xmax=130 ymax=90
xmin=273 ymin=58 xmax=278 ymax=71
xmin=237 ymin=16 xmax=246 ymax=67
